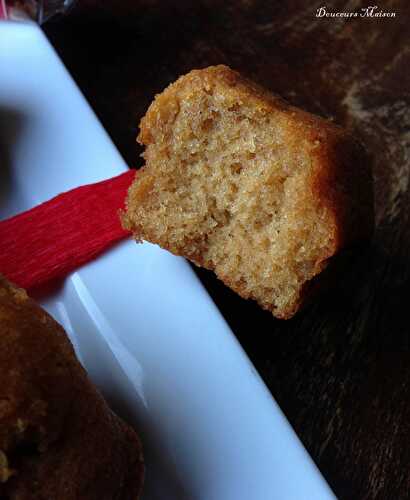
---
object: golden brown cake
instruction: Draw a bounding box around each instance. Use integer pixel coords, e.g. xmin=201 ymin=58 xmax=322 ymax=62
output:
xmin=0 ymin=276 xmax=144 ymax=499
xmin=122 ymin=65 xmax=373 ymax=319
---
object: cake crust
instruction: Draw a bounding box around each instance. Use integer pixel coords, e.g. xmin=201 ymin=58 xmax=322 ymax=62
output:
xmin=123 ymin=65 xmax=373 ymax=318
xmin=0 ymin=276 xmax=144 ymax=499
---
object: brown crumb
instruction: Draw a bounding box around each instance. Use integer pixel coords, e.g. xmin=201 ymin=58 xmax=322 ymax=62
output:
xmin=123 ymin=65 xmax=373 ymax=319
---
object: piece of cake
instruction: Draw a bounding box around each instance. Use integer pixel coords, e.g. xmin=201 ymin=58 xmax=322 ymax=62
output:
xmin=122 ymin=65 xmax=373 ymax=319
xmin=0 ymin=275 xmax=144 ymax=499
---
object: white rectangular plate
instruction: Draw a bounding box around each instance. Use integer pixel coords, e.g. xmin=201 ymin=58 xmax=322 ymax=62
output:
xmin=0 ymin=22 xmax=336 ymax=500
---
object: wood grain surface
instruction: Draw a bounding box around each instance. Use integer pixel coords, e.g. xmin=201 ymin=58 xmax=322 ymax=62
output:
xmin=44 ymin=1 xmax=410 ymax=498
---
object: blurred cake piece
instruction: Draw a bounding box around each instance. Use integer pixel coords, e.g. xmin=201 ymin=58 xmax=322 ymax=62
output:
xmin=0 ymin=276 xmax=144 ymax=499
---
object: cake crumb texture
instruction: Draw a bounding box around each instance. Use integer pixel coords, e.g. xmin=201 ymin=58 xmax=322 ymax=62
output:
xmin=123 ymin=65 xmax=373 ymax=318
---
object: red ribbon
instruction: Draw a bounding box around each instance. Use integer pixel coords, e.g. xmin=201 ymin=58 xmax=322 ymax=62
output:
xmin=0 ymin=0 xmax=8 ymax=19
xmin=0 ymin=170 xmax=136 ymax=290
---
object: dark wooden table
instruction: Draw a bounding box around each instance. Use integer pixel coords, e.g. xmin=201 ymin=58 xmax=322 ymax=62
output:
xmin=44 ymin=2 xmax=410 ymax=498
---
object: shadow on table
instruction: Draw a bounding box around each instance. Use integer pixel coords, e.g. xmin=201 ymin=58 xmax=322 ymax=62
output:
xmin=0 ymin=107 xmax=27 ymax=219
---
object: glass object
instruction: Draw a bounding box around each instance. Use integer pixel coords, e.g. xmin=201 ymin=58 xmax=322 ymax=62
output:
xmin=0 ymin=0 xmax=76 ymax=23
